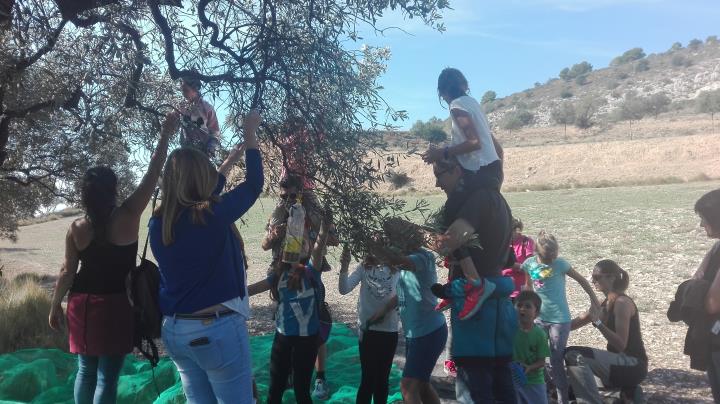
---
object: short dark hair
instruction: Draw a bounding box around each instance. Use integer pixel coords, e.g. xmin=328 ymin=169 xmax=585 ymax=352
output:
xmin=516 ymin=290 xmax=542 ymax=312
xmin=695 ymin=189 xmax=720 ymax=231
xmin=512 ymin=217 xmax=523 ymax=231
xmin=279 ymin=175 xmax=302 ymax=190
xmin=182 ymin=76 xmax=202 ymax=91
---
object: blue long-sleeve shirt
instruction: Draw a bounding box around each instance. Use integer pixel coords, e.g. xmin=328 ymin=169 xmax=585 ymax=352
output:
xmin=149 ymin=149 xmax=263 ymax=315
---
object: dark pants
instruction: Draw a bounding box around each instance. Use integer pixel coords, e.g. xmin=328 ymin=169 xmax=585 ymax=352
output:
xmin=268 ymin=333 xmax=319 ymax=404
xmin=357 ymin=330 xmax=399 ymax=404
xmin=455 ymin=362 xmax=517 ymax=404
xmin=708 ymin=351 xmax=720 ymax=403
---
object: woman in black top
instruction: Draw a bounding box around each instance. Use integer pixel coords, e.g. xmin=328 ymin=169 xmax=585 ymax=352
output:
xmin=49 ymin=113 xmax=178 ymax=404
xmin=692 ymin=189 xmax=720 ymax=401
xmin=566 ymin=259 xmax=648 ymax=404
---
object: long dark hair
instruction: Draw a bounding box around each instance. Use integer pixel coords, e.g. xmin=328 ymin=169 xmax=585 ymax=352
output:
xmin=437 ymin=67 xmax=469 ymax=102
xmin=595 ymin=259 xmax=630 ymax=293
xmin=81 ymin=166 xmax=118 ymax=242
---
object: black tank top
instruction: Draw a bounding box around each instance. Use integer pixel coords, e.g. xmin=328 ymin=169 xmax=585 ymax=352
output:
xmin=70 ymin=239 xmax=138 ymax=295
xmin=606 ymin=295 xmax=647 ymax=362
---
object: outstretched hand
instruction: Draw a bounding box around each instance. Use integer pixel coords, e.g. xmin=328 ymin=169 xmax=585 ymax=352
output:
xmin=161 ymin=111 xmax=181 ymax=137
xmin=421 ymin=146 xmax=444 ymax=164
xmin=243 ymin=109 xmax=262 ymax=135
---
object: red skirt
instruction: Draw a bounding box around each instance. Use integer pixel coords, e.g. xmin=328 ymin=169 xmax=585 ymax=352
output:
xmin=67 ymin=293 xmax=134 ymax=356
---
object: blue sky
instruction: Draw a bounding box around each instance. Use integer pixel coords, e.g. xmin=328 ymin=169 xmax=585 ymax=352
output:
xmin=361 ymin=0 xmax=720 ymax=129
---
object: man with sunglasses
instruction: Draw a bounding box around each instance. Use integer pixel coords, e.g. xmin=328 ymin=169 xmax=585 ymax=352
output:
xmin=431 ymin=157 xmax=518 ymax=404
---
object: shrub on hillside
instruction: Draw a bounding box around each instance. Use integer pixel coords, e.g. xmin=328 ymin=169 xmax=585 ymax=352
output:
xmin=560 ymin=88 xmax=573 ymax=99
xmin=616 ymin=71 xmax=629 ymax=80
xmin=481 ymin=90 xmax=497 ymax=105
xmin=574 ymin=75 xmax=588 ymax=86
xmin=574 ymin=97 xmax=603 ymax=129
xmin=669 ymin=42 xmax=683 ymax=52
xmin=707 ymin=36 xmax=718 ymax=45
xmin=559 ymin=61 xmax=592 ymax=81
xmin=409 ymin=117 xmax=447 ymax=144
xmin=688 ymin=38 xmax=703 ymax=50
xmin=645 ymin=93 xmax=671 ymax=118
xmin=696 ymin=89 xmax=720 ymax=123
xmin=611 ymin=47 xmax=646 ymax=66
xmin=0 ymin=275 xmax=68 ymax=353
xmin=672 ymin=55 xmax=692 ymax=67
xmin=635 ymin=59 xmax=650 ymax=72
xmin=501 ymin=109 xmax=534 ymax=130
xmin=551 ymin=102 xmax=576 ymax=135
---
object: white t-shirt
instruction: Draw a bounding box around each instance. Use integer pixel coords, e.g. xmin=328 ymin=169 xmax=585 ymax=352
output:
xmin=339 ymin=264 xmax=400 ymax=333
xmin=449 ymin=95 xmax=499 ymax=171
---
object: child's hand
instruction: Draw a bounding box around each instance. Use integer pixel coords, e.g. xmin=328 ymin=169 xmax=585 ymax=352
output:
xmin=421 ymin=146 xmax=444 ymax=163
xmin=340 ymin=244 xmax=351 ymax=271
xmin=242 ymin=109 xmax=262 ymax=135
xmin=161 ymin=111 xmax=181 ymax=137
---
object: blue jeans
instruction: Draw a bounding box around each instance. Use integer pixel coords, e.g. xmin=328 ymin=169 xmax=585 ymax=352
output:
xmin=455 ymin=363 xmax=517 ymax=404
xmin=162 ymin=313 xmax=253 ymax=404
xmin=537 ymin=320 xmax=571 ymax=404
xmin=74 ymin=354 xmax=125 ymax=404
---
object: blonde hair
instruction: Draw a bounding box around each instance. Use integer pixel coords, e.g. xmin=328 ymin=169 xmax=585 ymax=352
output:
xmin=536 ymin=230 xmax=558 ymax=264
xmin=156 ymin=148 xmax=219 ymax=245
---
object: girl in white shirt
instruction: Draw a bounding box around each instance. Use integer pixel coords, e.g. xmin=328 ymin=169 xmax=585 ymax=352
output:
xmin=338 ymin=245 xmax=400 ymax=404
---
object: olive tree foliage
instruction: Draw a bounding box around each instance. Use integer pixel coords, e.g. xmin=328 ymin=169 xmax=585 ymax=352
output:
xmin=0 ymin=0 xmax=450 ymax=248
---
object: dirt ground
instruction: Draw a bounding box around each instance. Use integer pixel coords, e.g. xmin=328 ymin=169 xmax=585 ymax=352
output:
xmin=2 ymin=180 xmax=719 ymax=402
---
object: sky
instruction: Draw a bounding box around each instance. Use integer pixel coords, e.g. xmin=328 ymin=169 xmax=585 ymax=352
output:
xmin=359 ymin=0 xmax=720 ymax=129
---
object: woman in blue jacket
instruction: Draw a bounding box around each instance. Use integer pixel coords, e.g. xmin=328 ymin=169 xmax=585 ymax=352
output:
xmin=149 ymin=110 xmax=263 ymax=404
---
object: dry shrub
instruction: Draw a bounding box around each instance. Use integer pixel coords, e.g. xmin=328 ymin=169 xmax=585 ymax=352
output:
xmin=0 ymin=275 xmax=68 ymax=354
xmin=386 ymin=171 xmax=413 ymax=190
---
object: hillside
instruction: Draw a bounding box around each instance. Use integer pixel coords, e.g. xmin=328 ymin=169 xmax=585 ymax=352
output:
xmin=389 ymin=37 xmax=720 ymax=150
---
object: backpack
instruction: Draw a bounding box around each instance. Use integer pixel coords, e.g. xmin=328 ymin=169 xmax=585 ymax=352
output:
xmin=129 ymin=191 xmax=162 ymax=367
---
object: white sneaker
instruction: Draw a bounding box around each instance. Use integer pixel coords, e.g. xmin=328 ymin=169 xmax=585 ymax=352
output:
xmin=311 ymin=378 xmax=330 ymax=400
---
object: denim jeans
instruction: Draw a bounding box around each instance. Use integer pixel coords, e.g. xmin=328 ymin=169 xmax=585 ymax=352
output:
xmin=455 ymin=362 xmax=517 ymax=403
xmin=162 ymin=313 xmax=253 ymax=404
xmin=537 ymin=320 xmax=571 ymax=404
xmin=74 ymin=354 xmax=125 ymax=404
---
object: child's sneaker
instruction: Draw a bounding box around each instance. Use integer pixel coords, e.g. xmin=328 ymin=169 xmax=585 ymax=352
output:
xmin=459 ymin=279 xmax=496 ymax=320
xmin=443 ymin=360 xmax=457 ymax=377
xmin=312 ymin=378 xmax=329 ymax=400
xmin=435 ymin=298 xmax=452 ymax=312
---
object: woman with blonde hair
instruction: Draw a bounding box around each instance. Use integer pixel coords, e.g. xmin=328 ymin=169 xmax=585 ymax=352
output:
xmin=522 ymin=231 xmax=600 ymax=404
xmin=149 ymin=110 xmax=263 ymax=403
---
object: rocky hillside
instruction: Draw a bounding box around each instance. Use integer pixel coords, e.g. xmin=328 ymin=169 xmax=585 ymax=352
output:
xmin=483 ymin=37 xmax=720 ymax=131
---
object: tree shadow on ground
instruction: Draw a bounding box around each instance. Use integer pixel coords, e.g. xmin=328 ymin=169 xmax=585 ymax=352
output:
xmin=642 ymin=367 xmax=711 ymax=403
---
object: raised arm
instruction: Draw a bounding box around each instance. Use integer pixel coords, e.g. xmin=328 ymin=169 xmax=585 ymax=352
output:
xmin=567 ymin=267 xmax=601 ymax=308
xmin=49 ymin=225 xmax=81 ymax=330
xmin=120 ymin=113 xmax=178 ymax=216
xmin=338 ymin=245 xmax=362 ymax=294
xmin=311 ymin=217 xmax=331 ymax=270
xmin=213 ymin=110 xmax=264 ymax=223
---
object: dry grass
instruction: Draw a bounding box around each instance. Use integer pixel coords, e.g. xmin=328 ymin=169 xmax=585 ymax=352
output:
xmin=0 ymin=274 xmax=68 ymax=354
xmin=379 ymin=132 xmax=720 ymax=194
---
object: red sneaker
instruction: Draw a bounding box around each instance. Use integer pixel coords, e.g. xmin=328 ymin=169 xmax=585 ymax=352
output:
xmin=435 ymin=298 xmax=452 ymax=312
xmin=459 ymin=279 xmax=496 ymax=320
xmin=443 ymin=360 xmax=457 ymax=377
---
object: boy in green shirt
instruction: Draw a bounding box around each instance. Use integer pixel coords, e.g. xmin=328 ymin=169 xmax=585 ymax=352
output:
xmin=513 ymin=291 xmax=551 ymax=404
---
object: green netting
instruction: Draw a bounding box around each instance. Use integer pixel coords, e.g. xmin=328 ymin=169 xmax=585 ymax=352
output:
xmin=0 ymin=323 xmax=403 ymax=403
